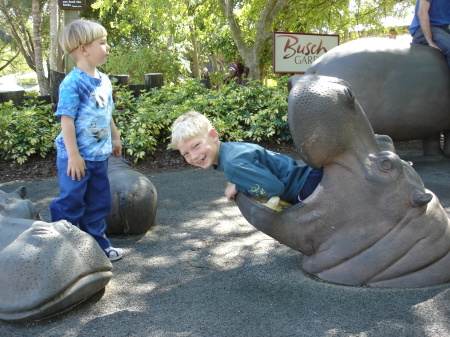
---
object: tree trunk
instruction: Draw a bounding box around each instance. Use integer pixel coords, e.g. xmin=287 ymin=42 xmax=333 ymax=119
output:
xmin=218 ymin=0 xmax=288 ymax=81
xmin=32 ymin=0 xmax=50 ymax=95
xmin=49 ymin=0 xmax=63 ymax=72
xmin=189 ymin=24 xmax=201 ymax=78
xmin=0 ymin=1 xmax=36 ymax=71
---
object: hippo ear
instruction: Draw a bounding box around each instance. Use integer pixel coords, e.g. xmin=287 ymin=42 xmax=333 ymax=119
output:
xmin=410 ymin=191 xmax=433 ymax=207
xmin=344 ymin=87 xmax=355 ymax=103
xmin=13 ymin=186 xmax=27 ymax=199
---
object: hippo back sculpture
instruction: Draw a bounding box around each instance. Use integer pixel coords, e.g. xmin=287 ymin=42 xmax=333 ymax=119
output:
xmin=0 ymin=188 xmax=112 ymax=321
xmin=106 ymin=156 xmax=157 ymax=235
xmin=303 ymin=37 xmax=450 ymax=157
xmin=236 ymin=75 xmax=450 ymax=288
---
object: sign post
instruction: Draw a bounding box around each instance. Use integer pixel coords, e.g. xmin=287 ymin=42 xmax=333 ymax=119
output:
xmin=273 ymin=32 xmax=339 ymax=74
xmin=58 ymin=0 xmax=87 ymax=73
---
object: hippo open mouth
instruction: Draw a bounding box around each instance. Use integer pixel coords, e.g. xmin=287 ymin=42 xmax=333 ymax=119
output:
xmin=235 ymin=75 xmax=450 ymax=288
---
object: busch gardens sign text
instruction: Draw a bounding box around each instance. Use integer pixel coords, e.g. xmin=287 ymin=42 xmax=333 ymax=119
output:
xmin=273 ymin=32 xmax=339 ymax=73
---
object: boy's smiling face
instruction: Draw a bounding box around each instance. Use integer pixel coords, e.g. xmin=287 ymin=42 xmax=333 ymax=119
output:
xmin=178 ymin=129 xmax=220 ymax=169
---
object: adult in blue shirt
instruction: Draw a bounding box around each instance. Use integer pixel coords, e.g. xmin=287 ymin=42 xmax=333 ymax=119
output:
xmin=409 ymin=0 xmax=450 ymax=67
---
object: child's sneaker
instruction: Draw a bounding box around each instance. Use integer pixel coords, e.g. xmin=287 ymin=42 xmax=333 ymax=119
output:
xmin=104 ymin=247 xmax=123 ymax=261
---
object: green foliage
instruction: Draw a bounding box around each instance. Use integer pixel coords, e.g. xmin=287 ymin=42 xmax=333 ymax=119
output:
xmin=0 ymin=77 xmax=292 ymax=165
xmin=0 ymin=93 xmax=59 ymax=164
xmin=113 ymin=77 xmax=291 ymax=162
xmin=100 ymin=44 xmax=191 ymax=84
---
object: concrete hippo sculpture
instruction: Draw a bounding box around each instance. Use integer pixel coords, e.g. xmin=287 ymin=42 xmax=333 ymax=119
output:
xmin=236 ymin=75 xmax=450 ymax=288
xmin=106 ymin=156 xmax=157 ymax=235
xmin=0 ymin=215 xmax=112 ymax=321
xmin=0 ymin=187 xmax=112 ymax=321
xmin=302 ymin=37 xmax=450 ymax=157
xmin=0 ymin=186 xmax=41 ymax=220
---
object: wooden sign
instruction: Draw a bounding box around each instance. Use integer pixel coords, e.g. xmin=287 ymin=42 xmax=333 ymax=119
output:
xmin=273 ymin=32 xmax=339 ymax=74
xmin=58 ymin=0 xmax=86 ymax=10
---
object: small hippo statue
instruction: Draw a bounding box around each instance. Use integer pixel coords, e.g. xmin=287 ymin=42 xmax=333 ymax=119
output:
xmin=106 ymin=156 xmax=158 ymax=235
xmin=0 ymin=188 xmax=112 ymax=321
xmin=236 ymin=75 xmax=450 ymax=288
xmin=0 ymin=186 xmax=41 ymax=220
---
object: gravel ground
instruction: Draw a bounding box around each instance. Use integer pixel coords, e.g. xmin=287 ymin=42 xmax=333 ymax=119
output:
xmin=0 ymin=141 xmax=449 ymax=336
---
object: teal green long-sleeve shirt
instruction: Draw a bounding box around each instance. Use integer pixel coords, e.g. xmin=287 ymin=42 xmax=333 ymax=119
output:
xmin=214 ymin=142 xmax=313 ymax=201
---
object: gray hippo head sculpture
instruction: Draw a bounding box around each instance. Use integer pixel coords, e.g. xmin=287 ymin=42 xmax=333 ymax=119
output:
xmin=0 ymin=186 xmax=41 ymax=220
xmin=106 ymin=156 xmax=157 ymax=235
xmin=235 ymin=75 xmax=450 ymax=288
xmin=303 ymin=37 xmax=450 ymax=157
xmin=0 ymin=215 xmax=112 ymax=321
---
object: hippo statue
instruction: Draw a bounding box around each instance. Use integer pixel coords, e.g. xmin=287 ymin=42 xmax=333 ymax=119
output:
xmin=235 ymin=75 xmax=450 ymax=288
xmin=0 ymin=214 xmax=112 ymax=321
xmin=0 ymin=186 xmax=41 ymax=220
xmin=302 ymin=37 xmax=450 ymax=157
xmin=106 ymin=156 xmax=157 ymax=235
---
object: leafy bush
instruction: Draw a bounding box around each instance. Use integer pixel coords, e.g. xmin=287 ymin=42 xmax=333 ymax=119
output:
xmin=101 ymin=44 xmax=191 ymax=84
xmin=0 ymin=95 xmax=59 ymax=164
xmin=113 ymin=77 xmax=291 ymax=161
xmin=0 ymin=77 xmax=292 ymax=164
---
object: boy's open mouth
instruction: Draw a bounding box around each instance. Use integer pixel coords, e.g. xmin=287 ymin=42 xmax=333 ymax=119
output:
xmin=198 ymin=156 xmax=206 ymax=166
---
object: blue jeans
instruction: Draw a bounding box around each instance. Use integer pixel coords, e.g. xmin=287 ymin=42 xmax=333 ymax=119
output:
xmin=292 ymin=168 xmax=323 ymax=204
xmin=413 ymin=26 xmax=450 ymax=68
xmin=50 ymin=157 xmax=112 ymax=249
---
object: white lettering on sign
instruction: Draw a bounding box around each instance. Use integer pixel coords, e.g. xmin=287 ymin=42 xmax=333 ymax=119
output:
xmin=58 ymin=0 xmax=86 ymax=10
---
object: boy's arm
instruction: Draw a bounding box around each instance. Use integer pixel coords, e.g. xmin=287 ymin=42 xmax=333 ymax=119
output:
xmin=231 ymin=162 xmax=285 ymax=198
xmin=225 ymin=182 xmax=238 ymax=202
xmin=61 ymin=115 xmax=86 ymax=181
xmin=110 ymin=117 xmax=122 ymax=157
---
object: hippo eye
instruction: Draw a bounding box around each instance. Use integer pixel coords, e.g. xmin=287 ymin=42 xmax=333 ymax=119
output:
xmin=345 ymin=88 xmax=355 ymax=102
xmin=377 ymin=157 xmax=393 ymax=172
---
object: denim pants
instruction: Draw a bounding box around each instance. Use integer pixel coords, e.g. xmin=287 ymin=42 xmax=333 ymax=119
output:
xmin=50 ymin=157 xmax=112 ymax=249
xmin=292 ymin=168 xmax=324 ymax=204
xmin=413 ymin=26 xmax=450 ymax=68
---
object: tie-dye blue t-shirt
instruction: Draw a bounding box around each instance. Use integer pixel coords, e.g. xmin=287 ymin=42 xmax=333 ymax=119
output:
xmin=55 ymin=67 xmax=114 ymax=161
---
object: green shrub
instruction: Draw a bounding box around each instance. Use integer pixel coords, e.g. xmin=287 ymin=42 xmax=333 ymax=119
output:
xmin=101 ymin=44 xmax=191 ymax=84
xmin=0 ymin=77 xmax=292 ymax=164
xmin=0 ymin=96 xmax=59 ymax=164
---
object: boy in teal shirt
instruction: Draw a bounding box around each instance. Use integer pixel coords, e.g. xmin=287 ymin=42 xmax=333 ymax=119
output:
xmin=171 ymin=111 xmax=322 ymax=206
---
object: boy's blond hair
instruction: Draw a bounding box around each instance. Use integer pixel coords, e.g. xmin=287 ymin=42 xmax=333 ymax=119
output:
xmin=59 ymin=19 xmax=107 ymax=55
xmin=171 ymin=111 xmax=214 ymax=150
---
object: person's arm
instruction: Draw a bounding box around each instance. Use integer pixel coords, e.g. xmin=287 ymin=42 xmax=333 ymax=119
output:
xmin=229 ymin=162 xmax=286 ymax=198
xmin=110 ymin=117 xmax=122 ymax=157
xmin=225 ymin=182 xmax=238 ymax=202
xmin=418 ymin=0 xmax=442 ymax=50
xmin=60 ymin=115 xmax=86 ymax=181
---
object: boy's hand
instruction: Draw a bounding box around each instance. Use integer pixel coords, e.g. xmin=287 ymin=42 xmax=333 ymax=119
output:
xmin=111 ymin=139 xmax=122 ymax=157
xmin=225 ymin=182 xmax=238 ymax=202
xmin=67 ymin=154 xmax=86 ymax=181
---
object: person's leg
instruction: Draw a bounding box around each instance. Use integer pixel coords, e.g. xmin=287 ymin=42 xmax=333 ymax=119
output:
xmin=413 ymin=27 xmax=450 ymax=68
xmin=298 ymin=168 xmax=323 ymax=201
xmin=78 ymin=160 xmax=112 ymax=250
xmin=50 ymin=157 xmax=87 ymax=225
